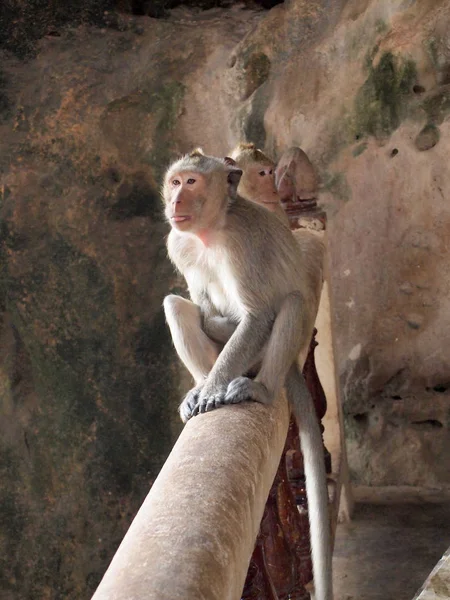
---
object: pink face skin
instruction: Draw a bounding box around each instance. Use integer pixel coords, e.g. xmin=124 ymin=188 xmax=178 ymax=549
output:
xmin=165 ymin=170 xmax=206 ymax=232
xmin=247 ymin=165 xmax=282 ymax=209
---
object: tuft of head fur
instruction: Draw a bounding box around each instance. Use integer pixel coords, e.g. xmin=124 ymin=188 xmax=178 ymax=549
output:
xmin=230 ymin=142 xmax=274 ymax=168
xmin=189 ymin=148 xmax=205 ymax=158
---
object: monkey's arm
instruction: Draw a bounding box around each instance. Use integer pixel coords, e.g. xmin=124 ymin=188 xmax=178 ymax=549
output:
xmin=190 ymin=310 xmax=274 ymax=416
xmin=224 ymin=291 xmax=306 ymax=404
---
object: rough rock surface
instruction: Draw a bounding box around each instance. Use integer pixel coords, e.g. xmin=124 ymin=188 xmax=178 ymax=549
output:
xmin=1 ymin=0 xmax=450 ymax=597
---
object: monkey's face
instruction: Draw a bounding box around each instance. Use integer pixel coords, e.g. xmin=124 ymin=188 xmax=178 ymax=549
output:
xmin=240 ymin=164 xmax=281 ymax=212
xmin=164 ymin=170 xmax=208 ymax=232
xmin=164 ymin=168 xmax=234 ymax=235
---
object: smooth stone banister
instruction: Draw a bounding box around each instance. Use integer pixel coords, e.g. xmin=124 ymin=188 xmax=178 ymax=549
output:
xmin=92 ymin=393 xmax=290 ymax=600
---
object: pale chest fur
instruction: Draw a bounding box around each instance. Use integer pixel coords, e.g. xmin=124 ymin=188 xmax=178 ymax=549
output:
xmin=186 ymin=247 xmax=245 ymax=322
xmin=168 ymin=230 xmax=245 ymax=321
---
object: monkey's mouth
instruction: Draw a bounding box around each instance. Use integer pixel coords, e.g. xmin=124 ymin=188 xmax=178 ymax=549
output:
xmin=171 ymin=216 xmax=192 ymax=223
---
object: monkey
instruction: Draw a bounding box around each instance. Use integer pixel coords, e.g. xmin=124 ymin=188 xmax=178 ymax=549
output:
xmin=225 ymin=142 xmax=289 ymax=225
xmin=162 ymin=149 xmax=332 ymax=600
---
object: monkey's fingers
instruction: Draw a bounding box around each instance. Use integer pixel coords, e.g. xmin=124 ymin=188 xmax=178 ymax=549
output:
xmin=193 ymin=386 xmax=228 ymax=416
xmin=179 ymin=385 xmax=203 ymax=423
xmin=225 ymin=377 xmax=271 ymax=405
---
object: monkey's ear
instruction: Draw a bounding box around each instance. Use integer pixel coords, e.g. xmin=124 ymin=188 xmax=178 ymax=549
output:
xmin=227 ymin=169 xmax=243 ymax=198
xmin=224 ymin=156 xmax=238 ymax=166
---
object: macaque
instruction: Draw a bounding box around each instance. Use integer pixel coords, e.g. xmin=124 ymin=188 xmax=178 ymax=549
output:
xmin=162 ymin=149 xmax=332 ymax=600
xmin=226 ymin=142 xmax=289 ymax=225
xmin=275 ymin=146 xmax=318 ymax=205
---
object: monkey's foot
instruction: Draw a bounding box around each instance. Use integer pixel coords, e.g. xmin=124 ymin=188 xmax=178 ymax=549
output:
xmin=179 ymin=385 xmax=203 ymax=423
xmin=225 ymin=377 xmax=271 ymax=405
xmin=192 ymin=385 xmax=229 ymax=416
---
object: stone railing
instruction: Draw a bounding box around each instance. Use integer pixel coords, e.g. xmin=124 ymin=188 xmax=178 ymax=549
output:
xmin=92 ymin=392 xmax=291 ymax=600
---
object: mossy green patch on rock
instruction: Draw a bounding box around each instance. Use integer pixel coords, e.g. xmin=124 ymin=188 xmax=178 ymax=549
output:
xmin=321 ymin=171 xmax=351 ymax=202
xmin=0 ymin=209 xmax=180 ymax=596
xmin=101 ymin=80 xmax=185 ymax=181
xmin=422 ymin=86 xmax=450 ymax=124
xmin=0 ymin=446 xmax=27 ymax=595
xmin=238 ymin=84 xmax=270 ymax=150
xmin=0 ymin=69 xmax=10 ymax=121
xmin=375 ymin=19 xmax=388 ymax=35
xmin=424 ymin=36 xmax=440 ymax=71
xmin=414 ymin=123 xmax=440 ymax=151
xmin=352 ymin=142 xmax=368 ymax=157
xmin=145 ymin=80 xmax=185 ymax=182
xmin=355 ymin=51 xmax=417 ymax=139
xmin=242 ymin=52 xmax=271 ymax=101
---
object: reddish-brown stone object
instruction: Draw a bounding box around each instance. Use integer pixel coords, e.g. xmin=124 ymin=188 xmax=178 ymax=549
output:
xmin=242 ymin=329 xmax=330 ymax=599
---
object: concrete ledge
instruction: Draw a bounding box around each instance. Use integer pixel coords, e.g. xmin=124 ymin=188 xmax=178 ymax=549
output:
xmin=92 ymin=393 xmax=290 ymax=600
xmin=353 ymin=485 xmax=450 ymax=505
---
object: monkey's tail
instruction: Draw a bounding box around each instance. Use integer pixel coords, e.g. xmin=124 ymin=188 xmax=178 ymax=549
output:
xmin=286 ymin=363 xmax=333 ymax=600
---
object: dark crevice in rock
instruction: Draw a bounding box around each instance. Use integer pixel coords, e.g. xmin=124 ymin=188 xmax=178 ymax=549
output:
xmin=1 ymin=0 xmax=284 ymax=57
xmin=431 ymin=384 xmax=448 ymax=393
xmin=107 ymin=179 xmax=161 ymax=220
xmin=410 ymin=419 xmax=443 ymax=430
xmin=353 ymin=412 xmax=368 ymax=424
xmin=124 ymin=0 xmax=283 ymax=16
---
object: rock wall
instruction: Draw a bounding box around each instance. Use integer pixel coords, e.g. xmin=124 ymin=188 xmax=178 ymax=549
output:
xmin=1 ymin=0 xmax=450 ymax=597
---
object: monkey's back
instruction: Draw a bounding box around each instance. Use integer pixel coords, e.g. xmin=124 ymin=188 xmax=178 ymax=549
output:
xmin=225 ymin=198 xmax=323 ymax=320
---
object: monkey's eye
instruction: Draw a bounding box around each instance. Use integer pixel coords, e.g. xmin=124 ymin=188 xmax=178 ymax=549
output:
xmin=259 ymin=171 xmax=265 ymax=176
xmin=269 ymin=169 xmax=273 ymax=175
xmin=187 ymin=178 xmax=196 ymax=184
xmin=172 ymin=179 xmax=181 ymax=186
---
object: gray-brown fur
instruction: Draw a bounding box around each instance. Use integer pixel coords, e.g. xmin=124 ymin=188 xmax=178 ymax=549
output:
xmin=162 ymin=151 xmax=331 ymax=600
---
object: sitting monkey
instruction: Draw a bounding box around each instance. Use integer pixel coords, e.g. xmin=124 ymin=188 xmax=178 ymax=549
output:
xmin=162 ymin=150 xmax=332 ymax=600
xmin=225 ymin=142 xmax=289 ymax=225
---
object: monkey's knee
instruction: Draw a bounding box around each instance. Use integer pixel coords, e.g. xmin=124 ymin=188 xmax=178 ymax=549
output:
xmin=163 ymin=294 xmax=200 ymax=321
xmin=163 ymin=294 xmax=185 ymax=317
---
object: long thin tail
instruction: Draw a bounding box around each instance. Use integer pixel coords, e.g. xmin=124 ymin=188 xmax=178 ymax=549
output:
xmin=286 ymin=363 xmax=333 ymax=600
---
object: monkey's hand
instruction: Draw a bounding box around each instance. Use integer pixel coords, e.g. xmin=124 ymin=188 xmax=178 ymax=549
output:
xmin=224 ymin=376 xmax=272 ymax=405
xmin=179 ymin=385 xmax=203 ymax=423
xmin=192 ymin=383 xmax=231 ymax=416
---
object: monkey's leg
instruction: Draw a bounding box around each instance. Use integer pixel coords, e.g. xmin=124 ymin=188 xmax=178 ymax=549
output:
xmin=164 ymin=294 xmax=221 ymax=383
xmin=203 ymin=315 xmax=237 ymax=344
xmin=164 ymin=295 xmax=224 ymax=422
xmin=225 ymin=291 xmax=305 ymax=405
xmin=286 ymin=363 xmax=332 ymax=600
xmin=194 ymin=312 xmax=274 ymax=415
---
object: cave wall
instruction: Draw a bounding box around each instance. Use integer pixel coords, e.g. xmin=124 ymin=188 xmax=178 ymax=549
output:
xmin=0 ymin=0 xmax=450 ymax=597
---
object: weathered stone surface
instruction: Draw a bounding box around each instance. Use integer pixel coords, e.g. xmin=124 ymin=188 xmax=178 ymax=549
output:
xmin=93 ymin=392 xmax=290 ymax=600
xmin=1 ymin=0 xmax=450 ymax=597
xmin=415 ymin=123 xmax=440 ymax=150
